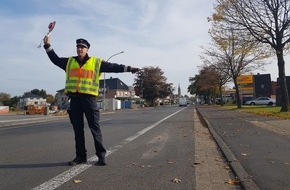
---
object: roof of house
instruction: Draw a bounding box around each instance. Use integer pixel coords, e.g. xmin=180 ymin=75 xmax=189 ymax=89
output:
xmin=21 ymin=93 xmax=41 ymax=99
xmin=57 ymin=89 xmax=65 ymax=93
xmin=99 ymin=77 xmax=129 ymax=90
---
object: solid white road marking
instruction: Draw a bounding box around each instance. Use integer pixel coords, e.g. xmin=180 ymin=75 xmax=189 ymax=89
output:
xmin=31 ymin=108 xmax=186 ymax=190
xmin=0 ymin=119 xmax=112 ymax=131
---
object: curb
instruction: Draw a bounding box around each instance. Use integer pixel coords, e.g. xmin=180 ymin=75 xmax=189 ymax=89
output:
xmin=195 ymin=106 xmax=259 ymax=190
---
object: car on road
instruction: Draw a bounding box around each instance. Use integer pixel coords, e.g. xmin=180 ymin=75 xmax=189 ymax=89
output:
xmin=179 ymin=98 xmax=187 ymax=107
xmin=244 ymin=97 xmax=276 ymax=106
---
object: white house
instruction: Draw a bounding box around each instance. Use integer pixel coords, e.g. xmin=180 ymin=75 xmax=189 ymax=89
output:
xmin=18 ymin=93 xmax=47 ymax=109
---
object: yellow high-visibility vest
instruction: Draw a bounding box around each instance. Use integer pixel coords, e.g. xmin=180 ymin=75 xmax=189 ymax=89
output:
xmin=65 ymin=56 xmax=102 ymax=96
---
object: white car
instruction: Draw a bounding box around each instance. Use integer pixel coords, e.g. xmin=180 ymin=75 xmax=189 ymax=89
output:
xmin=179 ymin=98 xmax=187 ymax=107
xmin=244 ymin=97 xmax=276 ymax=106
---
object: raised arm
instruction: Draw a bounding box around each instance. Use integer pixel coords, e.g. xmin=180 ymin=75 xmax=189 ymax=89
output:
xmin=43 ymin=35 xmax=68 ymax=71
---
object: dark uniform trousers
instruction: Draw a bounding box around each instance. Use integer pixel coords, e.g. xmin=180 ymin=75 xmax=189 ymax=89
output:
xmin=68 ymin=94 xmax=106 ymax=160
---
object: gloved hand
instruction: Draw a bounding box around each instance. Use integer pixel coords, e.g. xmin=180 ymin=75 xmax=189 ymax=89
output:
xmin=43 ymin=35 xmax=51 ymax=45
xmin=130 ymin=67 xmax=140 ymax=73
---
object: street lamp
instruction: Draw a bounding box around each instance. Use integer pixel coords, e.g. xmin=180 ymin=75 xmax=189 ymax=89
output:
xmin=103 ymin=51 xmax=124 ymax=110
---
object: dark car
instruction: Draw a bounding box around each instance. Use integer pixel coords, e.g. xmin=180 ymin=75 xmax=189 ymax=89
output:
xmin=242 ymin=97 xmax=254 ymax=105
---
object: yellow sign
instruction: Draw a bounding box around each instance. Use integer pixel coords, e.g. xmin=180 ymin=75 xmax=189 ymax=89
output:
xmin=237 ymin=75 xmax=253 ymax=84
xmin=240 ymin=87 xmax=253 ymax=91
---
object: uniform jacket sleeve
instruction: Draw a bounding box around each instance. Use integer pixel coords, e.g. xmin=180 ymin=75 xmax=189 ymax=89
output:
xmin=44 ymin=44 xmax=68 ymax=71
xmin=100 ymin=61 xmax=132 ymax=73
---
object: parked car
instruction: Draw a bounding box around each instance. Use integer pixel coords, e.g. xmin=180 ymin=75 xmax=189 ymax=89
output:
xmin=244 ymin=97 xmax=276 ymax=106
xmin=242 ymin=96 xmax=254 ymax=105
xmin=215 ymin=97 xmax=229 ymax=104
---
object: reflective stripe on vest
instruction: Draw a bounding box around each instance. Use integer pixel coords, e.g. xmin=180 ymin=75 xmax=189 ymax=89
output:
xmin=65 ymin=56 xmax=102 ymax=96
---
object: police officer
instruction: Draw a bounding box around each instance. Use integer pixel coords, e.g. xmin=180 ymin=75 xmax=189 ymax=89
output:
xmin=43 ymin=35 xmax=139 ymax=166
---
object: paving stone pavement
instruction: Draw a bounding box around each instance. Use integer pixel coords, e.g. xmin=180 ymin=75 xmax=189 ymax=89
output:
xmin=195 ymin=105 xmax=290 ymax=190
xmin=193 ymin=108 xmax=242 ymax=190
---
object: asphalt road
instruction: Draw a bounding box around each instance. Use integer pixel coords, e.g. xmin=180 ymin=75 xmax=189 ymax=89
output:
xmin=0 ymin=106 xmax=242 ymax=190
xmin=0 ymin=106 xmax=195 ymax=190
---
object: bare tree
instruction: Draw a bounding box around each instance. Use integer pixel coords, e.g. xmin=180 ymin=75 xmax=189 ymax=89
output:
xmin=201 ymin=23 xmax=269 ymax=108
xmin=213 ymin=0 xmax=290 ymax=111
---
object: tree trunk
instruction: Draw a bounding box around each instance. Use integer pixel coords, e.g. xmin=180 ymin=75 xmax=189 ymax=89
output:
xmin=219 ymin=84 xmax=224 ymax=106
xmin=277 ymin=50 xmax=289 ymax=112
xmin=234 ymin=78 xmax=242 ymax=109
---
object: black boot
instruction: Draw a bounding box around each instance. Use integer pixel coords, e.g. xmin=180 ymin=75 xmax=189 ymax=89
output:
xmin=95 ymin=158 xmax=106 ymax=166
xmin=68 ymin=157 xmax=87 ymax=166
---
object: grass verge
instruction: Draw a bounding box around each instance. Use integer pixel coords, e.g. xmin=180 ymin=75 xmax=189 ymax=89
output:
xmin=222 ymin=105 xmax=290 ymax=119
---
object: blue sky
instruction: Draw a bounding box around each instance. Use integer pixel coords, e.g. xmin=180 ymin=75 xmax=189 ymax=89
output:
xmin=0 ymin=0 xmax=288 ymax=97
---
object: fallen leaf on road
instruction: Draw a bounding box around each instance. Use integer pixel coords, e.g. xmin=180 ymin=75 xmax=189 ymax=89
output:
xmin=285 ymin=162 xmax=290 ymax=165
xmin=132 ymin=162 xmax=139 ymax=166
xmin=270 ymin=161 xmax=275 ymax=164
xmin=215 ymin=158 xmax=222 ymax=162
xmin=73 ymin=179 xmax=82 ymax=184
xmin=225 ymin=179 xmax=240 ymax=185
xmin=171 ymin=178 xmax=181 ymax=183
xmin=224 ymin=166 xmax=231 ymax=170
xmin=167 ymin=161 xmax=175 ymax=164
xmin=241 ymin=153 xmax=247 ymax=156
xmin=193 ymin=162 xmax=200 ymax=166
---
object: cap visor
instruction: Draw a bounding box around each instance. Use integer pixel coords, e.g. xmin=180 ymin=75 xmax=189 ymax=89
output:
xmin=76 ymin=44 xmax=88 ymax=48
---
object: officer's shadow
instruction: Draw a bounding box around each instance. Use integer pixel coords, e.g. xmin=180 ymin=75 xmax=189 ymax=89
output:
xmin=0 ymin=162 xmax=68 ymax=169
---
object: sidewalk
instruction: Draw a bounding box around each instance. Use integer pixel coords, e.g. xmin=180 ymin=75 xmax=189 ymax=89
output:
xmin=193 ymin=107 xmax=242 ymax=190
xmin=195 ymin=105 xmax=290 ymax=190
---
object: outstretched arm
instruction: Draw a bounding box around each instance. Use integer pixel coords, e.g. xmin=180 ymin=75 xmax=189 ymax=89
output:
xmin=100 ymin=61 xmax=139 ymax=73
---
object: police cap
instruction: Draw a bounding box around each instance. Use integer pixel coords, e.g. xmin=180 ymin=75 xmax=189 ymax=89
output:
xmin=76 ymin=38 xmax=90 ymax=49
